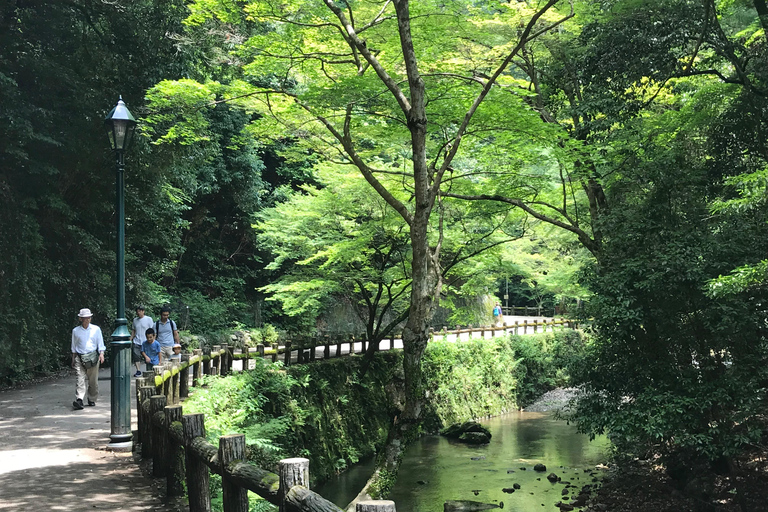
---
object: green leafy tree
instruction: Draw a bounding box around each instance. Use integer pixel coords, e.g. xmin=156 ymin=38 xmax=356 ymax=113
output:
xmin=256 ymin=166 xmax=412 ymax=344
xmin=147 ymin=0 xmax=574 ymax=499
xmin=0 ymin=0 xmax=195 ymax=380
xmin=257 ymin=165 xmax=526 ymax=364
xmin=562 ymin=0 xmax=768 ymax=486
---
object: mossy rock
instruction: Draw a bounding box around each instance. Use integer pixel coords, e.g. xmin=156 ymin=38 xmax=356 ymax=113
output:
xmin=459 ymin=431 xmax=491 ymax=444
xmin=439 ymin=423 xmax=465 ymax=438
xmin=461 ymin=421 xmax=492 ymax=438
xmin=440 ymin=421 xmax=492 ymax=440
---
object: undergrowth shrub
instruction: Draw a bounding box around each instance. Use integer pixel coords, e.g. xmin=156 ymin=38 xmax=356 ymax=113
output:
xmin=421 ymin=337 xmax=518 ymax=428
xmin=510 ymin=329 xmax=587 ymax=406
xmin=183 ymin=353 xmax=399 ymax=485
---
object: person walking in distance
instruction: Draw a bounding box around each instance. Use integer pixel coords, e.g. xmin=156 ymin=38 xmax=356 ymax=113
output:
xmin=492 ymin=302 xmax=503 ymax=326
xmin=130 ymin=305 xmax=153 ymax=377
xmin=71 ymin=308 xmax=105 ymax=410
xmin=155 ymin=306 xmax=180 ymax=362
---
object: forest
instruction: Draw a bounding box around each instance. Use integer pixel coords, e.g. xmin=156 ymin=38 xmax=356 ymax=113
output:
xmin=2 ymin=0 xmax=768 ymax=509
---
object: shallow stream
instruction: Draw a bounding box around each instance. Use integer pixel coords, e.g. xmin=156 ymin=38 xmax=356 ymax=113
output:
xmin=317 ymin=411 xmax=611 ymax=511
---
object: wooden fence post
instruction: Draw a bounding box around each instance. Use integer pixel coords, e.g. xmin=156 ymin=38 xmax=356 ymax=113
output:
xmin=257 ymin=343 xmax=265 ymax=359
xmin=220 ymin=434 xmax=248 ymax=512
xmin=202 ymin=348 xmax=211 ymax=377
xmin=336 ymin=336 xmax=342 ymax=358
xmin=150 ymin=395 xmax=168 ymax=477
xmin=212 ymin=345 xmax=222 ymax=376
xmin=243 ymin=346 xmax=250 ymax=371
xmin=533 ymin=320 xmax=538 ymax=333
xmin=165 ymin=405 xmax=185 ymax=497
xmin=389 ymin=333 xmax=395 ymax=350
xmin=194 ymin=350 xmax=203 ymax=385
xmin=357 ymin=501 xmax=396 ymax=512
xmin=180 ymin=354 xmax=190 ymax=398
xmin=139 ymin=386 xmax=155 ymax=455
xmin=323 ymin=335 xmax=330 ymax=359
xmin=284 ymin=340 xmax=292 ymax=366
xmin=135 ymin=377 xmax=149 ymax=441
xmin=296 ymin=339 xmax=304 ymax=364
xmin=310 ymin=337 xmax=318 ymax=362
xmin=153 ymin=364 xmax=165 ymax=394
xmin=183 ymin=413 xmax=212 ymax=512
xmin=172 ymin=361 xmax=181 ymax=404
xmin=279 ymin=458 xmax=310 ymax=512
xmin=220 ymin=343 xmax=229 ymax=377
xmin=272 ymin=343 xmax=279 ymax=363
xmin=164 ymin=363 xmax=173 ymax=402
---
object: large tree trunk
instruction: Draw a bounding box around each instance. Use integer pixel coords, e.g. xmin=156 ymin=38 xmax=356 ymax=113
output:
xmin=345 ymin=226 xmax=440 ymax=509
xmin=345 ymin=2 xmax=441 ymax=508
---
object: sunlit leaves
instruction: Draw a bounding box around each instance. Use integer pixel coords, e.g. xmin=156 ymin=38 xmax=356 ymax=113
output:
xmin=255 ymin=166 xmax=411 ymax=322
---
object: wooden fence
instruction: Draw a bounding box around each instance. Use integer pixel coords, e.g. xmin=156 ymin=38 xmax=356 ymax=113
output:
xmin=502 ymin=305 xmax=549 ymax=316
xmin=136 ymin=319 xmax=576 ymax=510
xmin=235 ymin=316 xmax=577 ymax=368
xmin=436 ymin=316 xmax=576 ymax=340
xmin=138 ymin=346 xmax=396 ymax=511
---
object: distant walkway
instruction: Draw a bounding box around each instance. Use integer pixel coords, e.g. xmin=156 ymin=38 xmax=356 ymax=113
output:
xmin=0 ymin=369 xmax=181 ymax=512
xmin=251 ymin=315 xmax=565 ymax=366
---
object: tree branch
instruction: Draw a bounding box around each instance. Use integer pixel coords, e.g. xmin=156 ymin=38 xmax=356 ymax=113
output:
xmin=432 ymin=0 xmax=572 ymax=193
xmin=323 ymin=0 xmax=411 ymax=111
xmin=443 ymin=191 xmax=600 ymax=257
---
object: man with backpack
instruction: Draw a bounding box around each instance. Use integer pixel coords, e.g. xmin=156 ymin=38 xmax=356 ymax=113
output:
xmin=155 ymin=306 xmax=180 ymax=361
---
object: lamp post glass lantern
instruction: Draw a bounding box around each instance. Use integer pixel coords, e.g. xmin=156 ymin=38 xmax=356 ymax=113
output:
xmin=104 ymin=96 xmax=136 ymax=450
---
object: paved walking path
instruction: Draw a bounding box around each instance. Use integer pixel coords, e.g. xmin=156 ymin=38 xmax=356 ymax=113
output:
xmin=0 ymin=368 xmax=181 ymax=512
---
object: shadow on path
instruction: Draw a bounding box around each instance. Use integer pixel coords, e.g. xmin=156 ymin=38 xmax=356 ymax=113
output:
xmin=0 ymin=369 xmax=182 ymax=511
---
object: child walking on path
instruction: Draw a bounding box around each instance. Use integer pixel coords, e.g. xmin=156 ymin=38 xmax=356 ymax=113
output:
xmin=141 ymin=328 xmax=162 ymax=371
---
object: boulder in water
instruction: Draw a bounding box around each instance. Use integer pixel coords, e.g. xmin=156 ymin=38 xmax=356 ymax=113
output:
xmin=459 ymin=431 xmax=491 ymax=444
xmin=534 ymin=463 xmax=547 ymax=472
xmin=444 ymin=500 xmax=502 ymax=511
xmin=440 ymin=421 xmax=492 ymax=441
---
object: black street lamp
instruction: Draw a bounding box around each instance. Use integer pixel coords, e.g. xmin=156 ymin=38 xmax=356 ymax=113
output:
xmin=104 ymin=96 xmax=136 ymax=450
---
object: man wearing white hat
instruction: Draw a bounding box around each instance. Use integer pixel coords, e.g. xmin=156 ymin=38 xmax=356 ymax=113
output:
xmin=71 ymin=308 xmax=106 ymax=410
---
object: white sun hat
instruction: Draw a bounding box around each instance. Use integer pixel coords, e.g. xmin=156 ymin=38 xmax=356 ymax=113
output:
xmin=78 ymin=308 xmax=93 ymax=318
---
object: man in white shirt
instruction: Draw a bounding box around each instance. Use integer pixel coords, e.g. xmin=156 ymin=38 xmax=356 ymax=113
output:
xmin=71 ymin=308 xmax=105 ymax=410
xmin=130 ymin=305 xmax=153 ymax=377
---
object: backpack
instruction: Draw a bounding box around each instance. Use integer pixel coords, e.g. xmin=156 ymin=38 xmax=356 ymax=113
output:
xmin=155 ymin=319 xmax=177 ymax=334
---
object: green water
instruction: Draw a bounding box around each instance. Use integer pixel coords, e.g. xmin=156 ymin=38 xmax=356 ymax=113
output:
xmin=317 ymin=411 xmax=611 ymax=511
